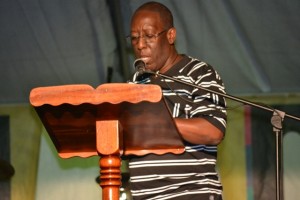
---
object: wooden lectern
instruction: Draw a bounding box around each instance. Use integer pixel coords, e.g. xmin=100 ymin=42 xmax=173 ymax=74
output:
xmin=29 ymin=83 xmax=185 ymax=200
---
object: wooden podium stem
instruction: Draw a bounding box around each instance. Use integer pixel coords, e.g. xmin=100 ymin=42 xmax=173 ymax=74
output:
xmin=99 ymin=155 xmax=121 ymax=200
xmin=96 ymin=120 xmax=123 ymax=200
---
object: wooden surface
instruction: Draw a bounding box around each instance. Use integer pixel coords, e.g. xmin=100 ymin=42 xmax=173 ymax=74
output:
xmin=30 ymin=83 xmax=162 ymax=106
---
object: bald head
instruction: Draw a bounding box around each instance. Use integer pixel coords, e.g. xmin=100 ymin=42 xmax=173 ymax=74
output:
xmin=133 ymin=1 xmax=174 ymax=30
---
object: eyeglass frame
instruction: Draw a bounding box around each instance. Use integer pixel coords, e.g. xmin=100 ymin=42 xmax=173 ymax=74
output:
xmin=126 ymin=29 xmax=169 ymax=44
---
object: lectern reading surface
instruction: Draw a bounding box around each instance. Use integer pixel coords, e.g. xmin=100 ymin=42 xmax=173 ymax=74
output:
xmin=30 ymin=83 xmax=184 ymax=200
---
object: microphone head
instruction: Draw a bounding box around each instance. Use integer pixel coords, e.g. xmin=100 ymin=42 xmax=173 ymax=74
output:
xmin=133 ymin=59 xmax=146 ymax=74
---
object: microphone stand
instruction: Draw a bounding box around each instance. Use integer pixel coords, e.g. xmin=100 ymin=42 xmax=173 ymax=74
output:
xmin=140 ymin=69 xmax=300 ymax=200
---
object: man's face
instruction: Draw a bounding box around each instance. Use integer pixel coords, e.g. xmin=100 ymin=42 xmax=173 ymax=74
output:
xmin=130 ymin=10 xmax=171 ymax=72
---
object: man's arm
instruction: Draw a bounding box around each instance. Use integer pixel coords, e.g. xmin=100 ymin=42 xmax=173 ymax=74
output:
xmin=174 ymin=118 xmax=224 ymax=145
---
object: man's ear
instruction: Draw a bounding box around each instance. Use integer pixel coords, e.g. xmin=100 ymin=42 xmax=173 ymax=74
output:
xmin=167 ymin=27 xmax=176 ymax=44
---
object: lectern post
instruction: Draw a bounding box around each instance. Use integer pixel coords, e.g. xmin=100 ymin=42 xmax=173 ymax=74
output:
xmin=97 ymin=120 xmax=122 ymax=200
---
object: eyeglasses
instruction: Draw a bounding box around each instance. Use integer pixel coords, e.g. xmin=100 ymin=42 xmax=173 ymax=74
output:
xmin=126 ymin=29 xmax=168 ymax=45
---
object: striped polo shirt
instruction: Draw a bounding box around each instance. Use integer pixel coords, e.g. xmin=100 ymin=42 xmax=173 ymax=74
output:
xmin=128 ymin=55 xmax=227 ymax=200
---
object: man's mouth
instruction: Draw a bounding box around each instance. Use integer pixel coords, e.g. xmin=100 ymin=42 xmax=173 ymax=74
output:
xmin=139 ymin=57 xmax=150 ymax=65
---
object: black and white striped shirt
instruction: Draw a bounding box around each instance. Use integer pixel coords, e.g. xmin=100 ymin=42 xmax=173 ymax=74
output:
xmin=128 ymin=55 xmax=227 ymax=200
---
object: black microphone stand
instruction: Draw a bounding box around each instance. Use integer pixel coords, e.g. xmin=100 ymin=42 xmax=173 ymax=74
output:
xmin=140 ymin=69 xmax=300 ymax=200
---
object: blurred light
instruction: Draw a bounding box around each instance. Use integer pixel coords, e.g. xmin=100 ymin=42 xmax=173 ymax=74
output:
xmin=120 ymin=191 xmax=127 ymax=200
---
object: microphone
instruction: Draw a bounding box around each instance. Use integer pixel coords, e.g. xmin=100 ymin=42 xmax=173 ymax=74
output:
xmin=133 ymin=59 xmax=146 ymax=74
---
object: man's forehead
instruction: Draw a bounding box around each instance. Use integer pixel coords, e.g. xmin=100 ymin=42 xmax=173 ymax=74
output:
xmin=131 ymin=10 xmax=162 ymax=29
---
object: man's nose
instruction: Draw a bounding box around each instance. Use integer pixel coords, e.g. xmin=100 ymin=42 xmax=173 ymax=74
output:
xmin=136 ymin=36 xmax=147 ymax=49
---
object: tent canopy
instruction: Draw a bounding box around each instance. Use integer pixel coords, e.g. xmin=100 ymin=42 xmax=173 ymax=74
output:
xmin=1 ymin=0 xmax=299 ymax=103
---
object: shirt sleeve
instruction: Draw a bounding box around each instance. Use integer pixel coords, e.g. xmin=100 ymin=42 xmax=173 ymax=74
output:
xmin=185 ymin=62 xmax=227 ymax=134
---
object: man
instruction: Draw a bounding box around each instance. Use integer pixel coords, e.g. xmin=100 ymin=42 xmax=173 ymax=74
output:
xmin=127 ymin=2 xmax=227 ymax=200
